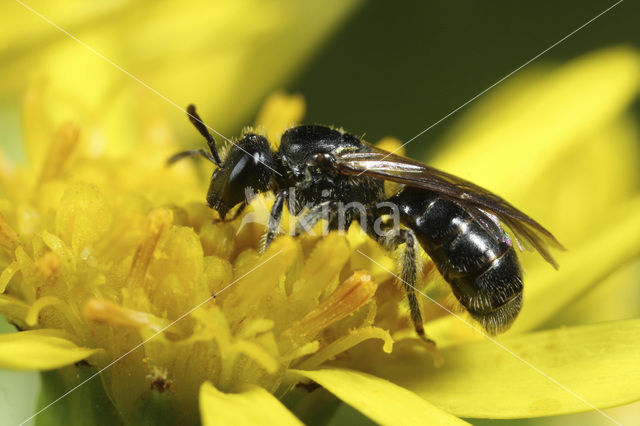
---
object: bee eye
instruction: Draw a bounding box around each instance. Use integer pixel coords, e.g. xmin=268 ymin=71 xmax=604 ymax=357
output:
xmin=206 ymin=134 xmax=274 ymax=215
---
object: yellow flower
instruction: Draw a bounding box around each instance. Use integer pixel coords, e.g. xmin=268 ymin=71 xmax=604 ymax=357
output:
xmin=2 ymin=44 xmax=640 ymax=426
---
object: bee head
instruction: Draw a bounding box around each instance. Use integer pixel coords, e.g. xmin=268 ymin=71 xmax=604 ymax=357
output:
xmin=207 ymin=133 xmax=275 ymax=218
xmin=172 ymin=105 xmax=277 ymax=219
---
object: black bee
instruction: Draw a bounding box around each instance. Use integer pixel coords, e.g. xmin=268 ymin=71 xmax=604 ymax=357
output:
xmin=170 ymin=105 xmax=563 ymax=337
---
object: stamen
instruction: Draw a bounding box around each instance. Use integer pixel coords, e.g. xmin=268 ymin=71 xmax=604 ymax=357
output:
xmin=280 ymin=271 xmax=376 ymax=353
xmin=0 ymin=214 xmax=19 ymax=252
xmin=128 ymin=208 xmax=173 ymax=293
xmin=38 ymin=122 xmax=80 ymax=183
xmin=83 ymin=298 xmax=169 ymax=332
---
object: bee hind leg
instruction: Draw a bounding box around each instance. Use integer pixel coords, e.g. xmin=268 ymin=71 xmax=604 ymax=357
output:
xmin=395 ymin=229 xmax=433 ymax=343
xmin=365 ymin=221 xmax=434 ymax=344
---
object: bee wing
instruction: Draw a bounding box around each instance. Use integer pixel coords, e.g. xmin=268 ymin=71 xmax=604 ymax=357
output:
xmin=334 ymin=146 xmax=564 ymax=268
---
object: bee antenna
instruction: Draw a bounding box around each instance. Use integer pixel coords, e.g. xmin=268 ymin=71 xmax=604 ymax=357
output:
xmin=186 ymin=104 xmax=222 ymax=166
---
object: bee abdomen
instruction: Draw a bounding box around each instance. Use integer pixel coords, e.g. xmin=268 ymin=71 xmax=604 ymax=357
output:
xmin=446 ymin=247 xmax=523 ymax=334
xmin=394 ymin=189 xmax=523 ymax=333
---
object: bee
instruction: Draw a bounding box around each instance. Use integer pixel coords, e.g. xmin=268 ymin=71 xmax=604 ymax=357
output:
xmin=170 ymin=105 xmax=563 ymax=338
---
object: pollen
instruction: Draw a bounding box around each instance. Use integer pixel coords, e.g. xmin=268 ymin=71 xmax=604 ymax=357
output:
xmin=35 ymin=251 xmax=61 ymax=279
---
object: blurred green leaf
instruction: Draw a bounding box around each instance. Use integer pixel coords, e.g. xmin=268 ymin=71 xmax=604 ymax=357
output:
xmin=35 ymin=365 xmax=121 ymax=426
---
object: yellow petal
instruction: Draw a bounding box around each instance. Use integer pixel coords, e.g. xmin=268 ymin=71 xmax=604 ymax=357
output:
xmin=199 ymin=381 xmax=302 ymax=426
xmin=369 ymin=319 xmax=640 ymax=418
xmin=433 ymin=47 xmax=640 ymax=199
xmin=0 ymin=329 xmax=99 ymax=370
xmin=289 ymin=368 xmax=467 ymax=425
xmin=222 ymin=236 xmax=300 ymax=324
xmin=294 ymin=233 xmax=351 ymax=305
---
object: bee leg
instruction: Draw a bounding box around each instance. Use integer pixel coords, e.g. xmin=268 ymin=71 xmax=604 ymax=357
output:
xmin=395 ymin=229 xmax=431 ymax=342
xmin=214 ymin=200 xmax=248 ymax=223
xmin=262 ymin=189 xmax=288 ymax=252
xmin=293 ymin=201 xmax=338 ymax=236
xmin=166 ymin=148 xmax=217 ymax=165
xmin=365 ymin=221 xmax=432 ymax=343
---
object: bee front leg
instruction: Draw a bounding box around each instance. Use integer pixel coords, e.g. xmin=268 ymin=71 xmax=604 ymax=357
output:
xmin=262 ymin=189 xmax=288 ymax=252
xmin=214 ymin=200 xmax=248 ymax=223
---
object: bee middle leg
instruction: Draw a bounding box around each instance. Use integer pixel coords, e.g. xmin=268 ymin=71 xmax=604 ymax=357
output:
xmin=293 ymin=201 xmax=339 ymax=236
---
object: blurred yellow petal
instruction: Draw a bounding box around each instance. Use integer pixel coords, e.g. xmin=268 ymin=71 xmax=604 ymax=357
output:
xmin=368 ymin=319 xmax=640 ymax=418
xmin=0 ymin=329 xmax=98 ymax=370
xmin=433 ymin=46 xmax=640 ymax=200
xmin=375 ymin=137 xmax=405 ymax=156
xmin=199 ymin=381 xmax=302 ymax=426
xmin=289 ymin=368 xmax=468 ymax=425
xmin=511 ymin=195 xmax=640 ymax=333
xmin=254 ymin=91 xmax=306 ymax=148
xmin=515 ymin=116 xmax=640 ymax=242
xmin=2 ymin=0 xmax=362 ymax=158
